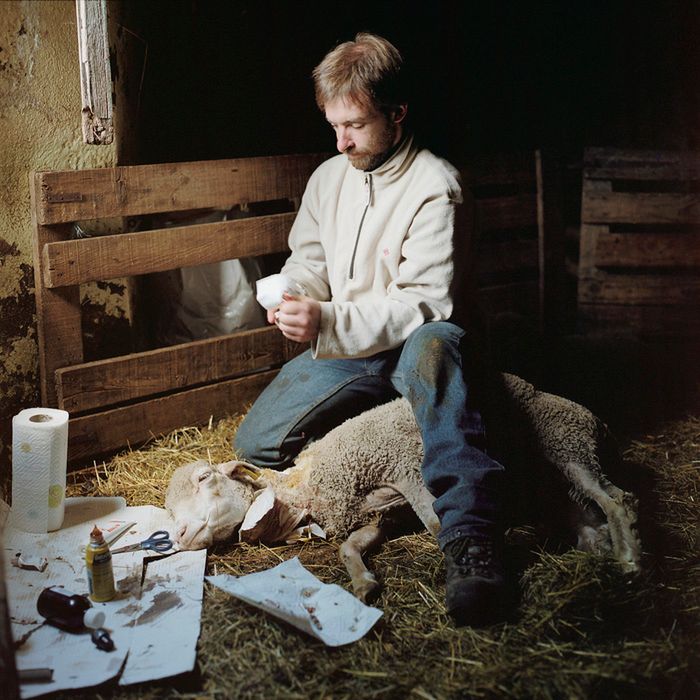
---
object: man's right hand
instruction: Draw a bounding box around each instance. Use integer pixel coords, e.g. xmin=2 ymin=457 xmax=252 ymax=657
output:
xmin=271 ymin=293 xmax=321 ymax=343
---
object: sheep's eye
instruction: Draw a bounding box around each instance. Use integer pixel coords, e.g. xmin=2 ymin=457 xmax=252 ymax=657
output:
xmin=197 ymin=471 xmax=212 ymax=482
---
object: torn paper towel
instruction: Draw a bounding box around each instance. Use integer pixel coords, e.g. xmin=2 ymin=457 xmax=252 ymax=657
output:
xmin=206 ymin=557 xmax=382 ymax=646
xmin=255 ymin=273 xmax=306 ymax=310
xmin=238 ymin=486 xmax=326 ymax=545
xmin=11 ymin=408 xmax=69 ymax=533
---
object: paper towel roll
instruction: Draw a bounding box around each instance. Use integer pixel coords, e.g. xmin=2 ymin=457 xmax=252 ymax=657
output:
xmin=11 ymin=408 xmax=69 ymax=533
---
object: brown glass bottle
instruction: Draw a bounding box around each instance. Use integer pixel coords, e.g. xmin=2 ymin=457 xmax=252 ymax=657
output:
xmin=37 ymin=586 xmax=105 ymax=631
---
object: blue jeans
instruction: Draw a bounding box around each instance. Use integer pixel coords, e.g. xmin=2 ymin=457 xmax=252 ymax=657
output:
xmin=234 ymin=322 xmax=504 ymax=548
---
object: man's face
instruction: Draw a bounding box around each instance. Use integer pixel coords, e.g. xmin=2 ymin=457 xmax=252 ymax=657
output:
xmin=325 ymin=96 xmax=405 ymax=171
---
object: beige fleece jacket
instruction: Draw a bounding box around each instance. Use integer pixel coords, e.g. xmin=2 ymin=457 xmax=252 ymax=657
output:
xmin=282 ymin=135 xmax=469 ymax=359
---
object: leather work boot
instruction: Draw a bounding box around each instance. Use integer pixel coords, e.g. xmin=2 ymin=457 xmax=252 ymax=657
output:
xmin=443 ymin=536 xmax=506 ymax=627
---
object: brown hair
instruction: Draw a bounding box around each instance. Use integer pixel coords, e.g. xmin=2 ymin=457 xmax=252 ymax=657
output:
xmin=312 ymin=33 xmax=406 ymax=112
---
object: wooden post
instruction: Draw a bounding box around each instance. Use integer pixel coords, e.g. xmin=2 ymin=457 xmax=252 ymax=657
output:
xmin=0 ymin=529 xmax=20 ymax=699
xmin=536 ymin=150 xmax=566 ymax=334
xmin=75 ymin=0 xmax=114 ymax=145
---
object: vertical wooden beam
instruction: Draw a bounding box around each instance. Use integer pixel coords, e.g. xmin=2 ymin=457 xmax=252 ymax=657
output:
xmin=536 ymin=150 xmax=566 ymax=333
xmin=30 ymin=174 xmax=83 ymax=407
xmin=75 ymin=0 xmax=114 ymax=145
xmin=0 ymin=528 xmax=19 ymax=700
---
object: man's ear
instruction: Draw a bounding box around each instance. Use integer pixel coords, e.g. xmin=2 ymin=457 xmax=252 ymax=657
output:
xmin=392 ymin=104 xmax=408 ymax=124
xmin=218 ymin=460 xmax=266 ymax=487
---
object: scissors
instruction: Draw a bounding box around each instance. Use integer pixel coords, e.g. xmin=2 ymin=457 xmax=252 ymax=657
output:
xmin=111 ymin=530 xmax=173 ymax=554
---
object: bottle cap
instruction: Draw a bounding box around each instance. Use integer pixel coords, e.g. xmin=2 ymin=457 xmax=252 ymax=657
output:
xmin=90 ymin=524 xmax=105 ymax=543
xmin=83 ymin=607 xmax=106 ymax=630
xmin=91 ymin=627 xmax=115 ymax=652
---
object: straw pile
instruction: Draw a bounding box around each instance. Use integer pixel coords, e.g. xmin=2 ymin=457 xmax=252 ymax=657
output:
xmin=44 ymin=414 xmax=700 ymax=698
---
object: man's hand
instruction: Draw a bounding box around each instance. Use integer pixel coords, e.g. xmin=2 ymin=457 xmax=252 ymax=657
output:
xmin=270 ymin=293 xmax=321 ymax=343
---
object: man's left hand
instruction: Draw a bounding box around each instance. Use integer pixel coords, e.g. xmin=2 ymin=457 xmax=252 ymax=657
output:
xmin=274 ymin=293 xmax=321 ymax=343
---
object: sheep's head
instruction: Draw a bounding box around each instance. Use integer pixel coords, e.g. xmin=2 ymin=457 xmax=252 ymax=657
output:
xmin=165 ymin=459 xmax=264 ymax=550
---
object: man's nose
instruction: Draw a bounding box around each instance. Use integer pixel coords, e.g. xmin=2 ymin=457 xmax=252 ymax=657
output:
xmin=336 ymin=129 xmax=353 ymax=153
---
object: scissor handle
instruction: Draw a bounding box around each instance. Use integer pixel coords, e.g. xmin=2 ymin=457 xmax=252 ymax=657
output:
xmin=143 ymin=530 xmax=172 ymax=551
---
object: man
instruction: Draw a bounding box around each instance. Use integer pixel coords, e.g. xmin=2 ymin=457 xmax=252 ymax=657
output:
xmin=235 ymin=33 xmax=506 ymax=626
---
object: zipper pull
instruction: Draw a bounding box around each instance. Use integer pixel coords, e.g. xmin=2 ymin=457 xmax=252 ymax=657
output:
xmin=364 ymin=174 xmax=372 ymax=207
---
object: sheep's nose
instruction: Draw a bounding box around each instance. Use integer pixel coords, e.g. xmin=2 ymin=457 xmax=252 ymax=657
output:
xmin=176 ymin=520 xmax=212 ymax=550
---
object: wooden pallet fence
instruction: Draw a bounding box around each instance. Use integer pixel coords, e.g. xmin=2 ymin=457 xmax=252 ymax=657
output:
xmin=31 ymin=154 xmax=326 ymax=465
xmin=578 ymin=147 xmax=700 ymax=337
xmin=462 ymin=150 xmax=565 ymax=331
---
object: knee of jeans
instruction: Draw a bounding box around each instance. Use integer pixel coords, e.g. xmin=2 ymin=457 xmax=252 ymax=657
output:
xmin=406 ymin=322 xmax=463 ymax=352
xmin=402 ymin=323 xmax=463 ymax=380
xmin=233 ymin=416 xmax=294 ymax=470
xmin=232 ymin=416 xmax=269 ymax=464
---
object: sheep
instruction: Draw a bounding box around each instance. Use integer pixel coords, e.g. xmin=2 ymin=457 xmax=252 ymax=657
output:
xmin=165 ymin=372 xmax=641 ymax=601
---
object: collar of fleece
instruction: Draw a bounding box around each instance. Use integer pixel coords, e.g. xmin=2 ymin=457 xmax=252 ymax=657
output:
xmin=359 ymin=133 xmax=418 ymax=187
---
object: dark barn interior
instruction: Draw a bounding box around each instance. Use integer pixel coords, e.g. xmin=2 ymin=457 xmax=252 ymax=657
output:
xmin=116 ymin=0 xmax=700 ymax=434
xmin=3 ymin=1 xmax=700 ymax=698
xmin=123 ymin=0 xmax=699 ymax=162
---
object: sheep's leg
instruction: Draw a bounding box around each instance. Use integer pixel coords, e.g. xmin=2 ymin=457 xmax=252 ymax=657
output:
xmin=567 ymin=500 xmax=612 ymax=555
xmin=339 ymin=524 xmax=385 ymax=602
xmin=391 ymin=479 xmax=440 ymax=536
xmin=563 ymin=461 xmax=641 ymax=572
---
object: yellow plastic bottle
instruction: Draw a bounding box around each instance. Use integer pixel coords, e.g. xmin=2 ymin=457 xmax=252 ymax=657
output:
xmin=85 ymin=525 xmax=116 ymax=602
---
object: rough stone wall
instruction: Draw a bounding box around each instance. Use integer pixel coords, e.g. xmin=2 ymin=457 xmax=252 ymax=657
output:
xmin=0 ymin=1 xmax=118 ymax=475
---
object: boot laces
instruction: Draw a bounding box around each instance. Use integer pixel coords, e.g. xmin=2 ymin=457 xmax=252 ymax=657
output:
xmin=446 ymin=537 xmax=497 ymax=577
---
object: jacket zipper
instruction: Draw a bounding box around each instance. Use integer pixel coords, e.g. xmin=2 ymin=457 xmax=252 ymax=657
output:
xmin=348 ymin=173 xmax=372 ymax=279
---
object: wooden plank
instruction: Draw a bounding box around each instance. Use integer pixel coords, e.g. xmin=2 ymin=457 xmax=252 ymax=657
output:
xmin=56 ymin=326 xmax=291 ymax=413
xmin=578 ymin=303 xmax=700 ymax=337
xmin=577 ymin=223 xmax=609 ymax=278
xmin=579 ymin=178 xmax=614 ymax=290
xmin=578 ymin=272 xmax=700 ymax=305
xmin=583 ymin=192 xmax=700 ymax=225
xmin=43 ymin=212 xmax=295 ymax=288
xmin=34 ymin=153 xmax=328 ymax=225
xmin=30 ymin=176 xmax=83 ymax=407
xmin=594 ymin=231 xmax=700 ymax=268
xmin=476 ymin=194 xmax=537 ymax=231
xmin=584 ymin=147 xmax=700 ymax=181
xmin=66 ymin=370 xmax=278 ymax=464
xmin=75 ymin=0 xmax=113 ymax=145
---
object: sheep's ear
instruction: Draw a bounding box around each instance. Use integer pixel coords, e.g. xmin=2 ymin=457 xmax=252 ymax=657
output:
xmin=218 ymin=460 xmax=266 ymax=487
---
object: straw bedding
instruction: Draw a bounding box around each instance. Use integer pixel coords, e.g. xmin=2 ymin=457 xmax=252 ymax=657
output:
xmin=38 ymin=414 xmax=700 ymax=698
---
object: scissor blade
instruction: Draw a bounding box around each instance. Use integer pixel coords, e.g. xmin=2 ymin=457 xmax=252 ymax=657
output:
xmin=110 ymin=543 xmax=140 ymax=554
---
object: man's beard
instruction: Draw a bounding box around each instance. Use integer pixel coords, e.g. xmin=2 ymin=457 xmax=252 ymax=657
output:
xmin=346 ymin=122 xmax=398 ymax=171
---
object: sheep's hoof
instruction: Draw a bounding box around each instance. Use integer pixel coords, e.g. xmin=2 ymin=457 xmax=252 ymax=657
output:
xmin=576 ymin=523 xmax=612 ymax=555
xmin=352 ymin=572 xmax=380 ymax=602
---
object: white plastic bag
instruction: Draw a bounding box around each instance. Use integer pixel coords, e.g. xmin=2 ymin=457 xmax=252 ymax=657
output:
xmin=150 ymin=208 xmax=266 ymax=345
xmin=177 ymin=257 xmax=266 ymax=339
